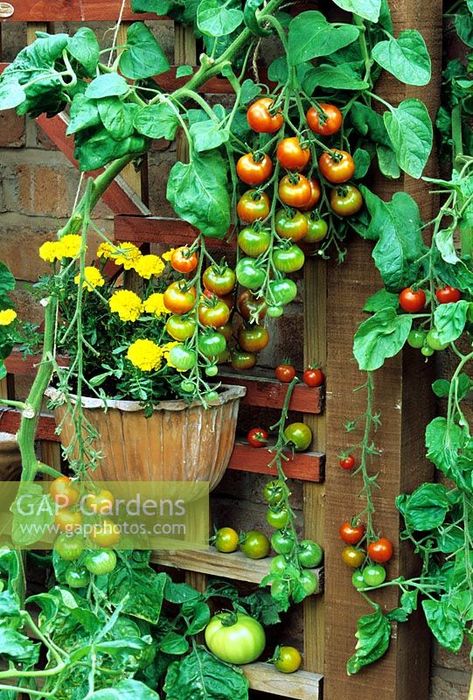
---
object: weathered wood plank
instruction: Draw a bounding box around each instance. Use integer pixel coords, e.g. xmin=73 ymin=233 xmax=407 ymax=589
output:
xmin=241 ymin=663 xmax=323 ymax=700
xmin=228 ymin=442 xmax=324 ymax=482
xmin=115 ymin=214 xmax=235 ymax=248
xmin=3 ymin=1 xmax=155 ymax=21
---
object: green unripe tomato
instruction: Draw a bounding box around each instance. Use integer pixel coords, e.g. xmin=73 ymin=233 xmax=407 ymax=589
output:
xmin=362 ymin=564 xmax=386 ymax=587
xmin=352 ymin=569 xmax=366 ymax=590
xmin=267 ymin=305 xmax=284 ymax=318
xmin=66 ymin=566 xmax=91 ymax=588
xmin=426 ymin=329 xmax=449 ymax=351
xmin=407 ymin=329 xmax=426 ymax=349
xmin=421 ymin=345 xmax=435 ymax=357
xmin=205 ymin=364 xmax=219 ymax=377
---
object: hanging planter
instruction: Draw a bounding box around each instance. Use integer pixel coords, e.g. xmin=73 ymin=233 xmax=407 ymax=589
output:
xmin=46 ymin=385 xmax=246 ymax=490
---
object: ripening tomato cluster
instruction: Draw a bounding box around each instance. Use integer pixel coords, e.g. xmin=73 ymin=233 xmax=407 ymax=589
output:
xmin=400 ymin=285 xmax=466 ymax=358
xmin=246 ymin=422 xmax=313 ymax=452
xmin=50 ymin=476 xmax=120 ymax=583
xmin=339 ymin=518 xmax=394 ymax=589
xmin=274 ymin=361 xmax=325 ymax=386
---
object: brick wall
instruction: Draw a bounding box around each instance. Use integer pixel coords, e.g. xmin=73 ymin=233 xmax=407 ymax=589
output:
xmin=0 ymin=19 xmax=470 ymax=700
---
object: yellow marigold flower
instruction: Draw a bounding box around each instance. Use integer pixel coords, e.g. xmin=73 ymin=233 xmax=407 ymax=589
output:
xmin=0 ymin=309 xmax=17 ymax=326
xmin=109 ymin=289 xmax=143 ymax=322
xmin=127 ymin=339 xmax=163 ymax=372
xmin=97 ymin=241 xmax=117 ymax=259
xmin=112 ymin=242 xmax=142 ymax=270
xmin=39 ymin=241 xmax=62 ymax=263
xmin=133 ymin=254 xmax=165 ymax=279
xmin=59 ymin=234 xmax=82 ymax=259
xmin=142 ymin=293 xmax=170 ymax=317
xmin=74 ymin=267 xmax=105 ymax=292
xmin=162 ymin=248 xmax=176 ymax=262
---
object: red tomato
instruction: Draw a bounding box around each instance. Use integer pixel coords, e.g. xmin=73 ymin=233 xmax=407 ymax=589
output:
xmin=435 ymin=286 xmax=461 ymax=304
xmin=170 ymin=246 xmax=198 ymax=274
xmin=247 ymin=97 xmax=284 ymax=133
xmin=237 ymin=290 xmax=267 ymax=323
xmin=339 ymin=455 xmax=356 ymax=471
xmin=275 ymin=363 xmax=296 ymax=383
xmin=339 ymin=521 xmax=365 ymax=545
xmin=302 ymin=367 xmax=325 ymax=387
xmin=367 ymin=537 xmax=394 ymax=563
xmin=278 ymin=174 xmax=312 ymax=208
xmin=398 ymin=287 xmax=426 ymax=313
xmin=198 ymin=300 xmax=231 ymax=328
xmin=164 ymin=282 xmax=196 ymax=314
xmin=237 ymin=190 xmax=271 ymax=223
xmin=306 ymin=103 xmax=343 ymax=136
xmin=236 ymin=152 xmax=273 ymax=186
xmin=330 ymin=185 xmax=363 ymax=217
xmin=300 ymin=179 xmax=321 ymax=211
xmin=276 ymin=137 xmax=310 ymax=171
xmin=247 ymin=427 xmax=269 ymax=448
xmin=318 ymin=149 xmax=355 ymax=184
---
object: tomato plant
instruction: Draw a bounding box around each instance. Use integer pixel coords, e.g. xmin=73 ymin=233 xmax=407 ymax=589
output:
xmin=237 ymin=190 xmax=270 ymax=222
xmin=276 ymin=137 xmax=310 ymax=171
xmin=89 ymin=519 xmax=121 ymax=548
xmin=367 ymin=538 xmax=393 ymax=564
xmin=303 ymin=215 xmax=328 ymax=243
xmin=198 ymin=299 xmax=231 ymax=328
xmin=275 ymin=362 xmax=296 ymax=383
xmin=398 ymin=287 xmax=426 ymax=313
xmin=307 ymin=103 xmax=343 ymax=136
xmin=235 ymin=258 xmax=266 ymax=290
xmin=54 ymin=534 xmax=85 ymax=561
xmin=300 ymin=179 xmax=321 ymax=211
xmin=278 ymin=174 xmax=312 ymax=208
xmin=231 ymin=350 xmax=257 ymax=370
xmin=273 ymin=646 xmax=302 ymax=673
xmin=238 ymin=325 xmax=269 ymax=353
xmin=85 ymin=549 xmax=117 ymax=575
xmin=339 ymin=455 xmax=356 ymax=471
xmin=272 ymin=244 xmax=305 ymax=273
xmin=170 ymin=246 xmax=198 ymax=274
xmin=284 ymin=422 xmax=312 ymax=451
xmin=166 ymin=314 xmax=196 ymax=341
xmin=239 ymin=530 xmax=270 ymax=559
xmin=275 ymin=209 xmax=308 ymax=241
xmin=203 ymin=265 xmax=236 ymax=296
xmin=302 ymin=367 xmax=325 ymax=387
xmin=341 ymin=546 xmax=365 ymax=569
xmin=214 ymin=527 xmax=239 ymax=553
xmin=330 ymin=185 xmax=363 ymax=217
xmin=435 ymin=286 xmax=461 ymax=303
xmin=297 ymin=540 xmax=323 ymax=568
xmin=164 ymin=281 xmax=196 ymax=314
xmin=236 ymin=152 xmax=273 ymax=185
xmin=84 ymin=489 xmax=114 ymax=515
xmin=318 ymin=150 xmax=355 ymax=184
xmin=247 ymin=427 xmax=269 ymax=448
xmin=247 ymin=97 xmax=284 ymax=133
xmin=237 ymin=227 xmax=271 ymax=257
xmin=54 ymin=509 xmax=83 ymax=533
xmin=362 ymin=564 xmax=387 ymax=587
xmin=266 ymin=506 xmax=290 ymax=529
xmin=49 ymin=476 xmax=79 ymax=508
xmin=339 ymin=521 xmax=365 ymax=545
xmin=205 ymin=613 xmax=266 ymax=664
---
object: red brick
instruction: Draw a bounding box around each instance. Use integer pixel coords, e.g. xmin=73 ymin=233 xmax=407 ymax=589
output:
xmin=0 ymin=111 xmax=25 ymax=148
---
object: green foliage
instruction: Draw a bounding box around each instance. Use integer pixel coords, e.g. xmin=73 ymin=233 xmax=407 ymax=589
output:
xmin=353 ymin=308 xmax=412 ymax=371
xmin=346 ymin=606 xmax=391 ymax=675
xmin=372 ymin=30 xmax=431 ymax=86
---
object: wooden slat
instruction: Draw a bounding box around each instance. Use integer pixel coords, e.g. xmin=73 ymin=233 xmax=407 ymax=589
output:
xmin=242 ymin=663 xmax=323 ymax=700
xmin=228 ymin=442 xmax=324 ymax=482
xmin=35 ymin=113 xmax=150 ymax=217
xmin=219 ymin=370 xmax=323 ymax=415
xmin=152 ymin=547 xmax=323 ymax=590
xmin=115 ymin=214 xmax=235 ymax=249
xmin=5 ymin=352 xmax=68 ymax=376
xmin=3 ymin=1 xmax=155 ymax=21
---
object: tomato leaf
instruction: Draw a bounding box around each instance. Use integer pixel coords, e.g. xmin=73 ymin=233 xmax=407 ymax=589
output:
xmin=134 ymin=103 xmax=179 ymax=141
xmin=86 ymin=73 xmax=129 ymax=99
xmin=350 ymin=102 xmax=391 ymax=145
xmin=376 ymin=145 xmax=401 ymax=179
xmin=189 ymin=119 xmax=229 ymax=152
xmin=434 ymin=227 xmax=460 ymax=265
xmin=0 ymin=627 xmax=40 ymax=666
xmin=98 ymin=98 xmax=137 ymax=140
xmin=197 ymin=0 xmax=244 ymax=37
xmin=304 ymin=64 xmax=369 ymax=92
xmin=347 ymin=605 xmax=391 ymax=675
xmin=454 ymin=6 xmax=473 ymax=47
xmin=288 ymin=12 xmax=359 ymax=65
xmin=132 ymin=0 xmax=173 ymax=12
xmin=10 ymin=483 xmax=55 ymax=547
xmin=361 ymin=188 xmax=426 ymax=289
xmin=159 ymin=631 xmax=190 ymax=655
xmin=166 ymin=152 xmax=231 ymax=238
xmin=164 ymin=646 xmax=249 ymax=700
xmin=108 ymin=567 xmax=167 ymax=624
xmin=66 ymin=94 xmax=101 ymax=135
xmin=74 ymin=128 xmax=148 ymax=172
xmin=353 ymin=148 xmax=371 ymax=178
xmin=0 ymin=263 xmax=15 ymax=296
xmin=372 ymin=30 xmax=431 ymax=86
xmin=396 ymin=483 xmax=451 ymax=531
xmin=425 ymin=416 xmax=467 ymax=479
xmin=87 ymin=680 xmax=161 ymax=699
xmin=67 ymin=27 xmax=100 ymax=77
xmin=354 ymin=307 xmax=412 ymax=371
xmin=119 ymin=22 xmax=170 ymax=79
xmin=363 ymin=289 xmax=399 ymax=312
xmin=422 ymin=599 xmax=464 ymax=653
xmin=331 ymin=0 xmax=382 ymax=22
xmin=433 ymin=301 xmax=470 ymax=344
xmin=384 ymin=99 xmax=433 ymax=178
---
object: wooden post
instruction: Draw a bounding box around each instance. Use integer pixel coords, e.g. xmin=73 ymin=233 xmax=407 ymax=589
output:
xmin=302 ymin=258 xmax=326 ymax=673
xmin=323 ymin=2 xmax=443 ymax=699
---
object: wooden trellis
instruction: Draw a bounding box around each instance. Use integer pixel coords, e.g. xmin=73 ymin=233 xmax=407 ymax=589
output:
xmin=0 ymin=2 xmax=444 ymax=699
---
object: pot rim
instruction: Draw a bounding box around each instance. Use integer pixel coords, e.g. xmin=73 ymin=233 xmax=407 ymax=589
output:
xmin=45 ymin=384 xmax=246 ymax=413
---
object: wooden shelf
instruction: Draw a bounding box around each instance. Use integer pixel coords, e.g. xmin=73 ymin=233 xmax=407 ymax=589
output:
xmin=220 ymin=369 xmax=323 ymax=415
xmin=115 ymin=214 xmax=234 ymax=249
xmin=151 ymin=547 xmax=323 ymax=591
xmin=0 ymin=410 xmax=57 ymax=442
xmin=229 ymin=441 xmax=324 ymax=482
xmin=242 ymin=663 xmax=323 ymax=700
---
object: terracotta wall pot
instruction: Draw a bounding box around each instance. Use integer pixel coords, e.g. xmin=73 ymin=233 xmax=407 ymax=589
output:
xmin=46 ymin=386 xmax=246 ymax=491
